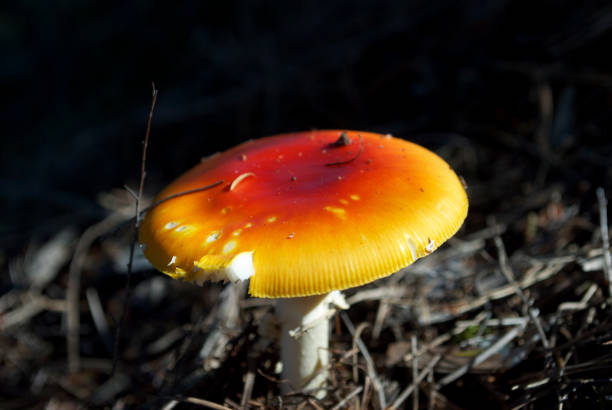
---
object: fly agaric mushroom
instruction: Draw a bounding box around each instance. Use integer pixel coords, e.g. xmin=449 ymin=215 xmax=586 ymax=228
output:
xmin=139 ymin=130 xmax=468 ymax=398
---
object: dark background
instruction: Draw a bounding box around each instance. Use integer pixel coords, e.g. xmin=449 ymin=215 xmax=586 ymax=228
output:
xmin=2 ymin=2 xmax=612 ymax=408
xmin=3 ymin=0 xmax=612 ymax=248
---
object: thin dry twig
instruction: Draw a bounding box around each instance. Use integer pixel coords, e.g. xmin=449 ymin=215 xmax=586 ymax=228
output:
xmin=110 ymin=180 xmax=226 ymax=234
xmin=136 ymin=84 xmax=157 ymax=225
xmin=138 ymin=180 xmax=225 ymax=219
xmin=340 ymin=312 xmax=386 ymax=410
xmin=415 ymin=257 xmax=573 ymax=325
xmin=404 ymin=333 xmax=452 ymax=363
xmin=240 ymin=370 xmax=255 ymax=410
xmin=352 ymin=322 xmax=369 ymax=383
xmin=171 ymin=396 xmax=233 ymax=410
xmin=0 ymin=298 xmax=44 ymax=332
xmin=361 ymin=376 xmax=372 ymax=410
xmin=558 ymin=283 xmax=598 ymax=311
xmin=372 ymin=301 xmax=390 ymax=340
xmin=436 ymin=324 xmax=525 ymax=388
xmin=27 ymin=228 xmax=76 ymax=290
xmin=330 ymin=386 xmax=363 ymax=410
xmin=0 ymin=293 xmax=65 ymax=331
xmin=112 ymin=83 xmax=158 ymax=376
xmin=346 ymin=286 xmax=407 ymax=305
xmin=307 ymin=398 xmax=325 ymax=410
xmin=324 ymin=133 xmax=364 ymax=166
xmin=224 ymin=398 xmax=242 ymax=410
xmin=86 ymin=287 xmax=112 ymax=352
xmin=67 ymin=212 xmax=127 ymax=373
xmin=596 ymin=187 xmax=612 ymax=301
xmin=388 ymin=355 xmax=442 ymax=410
xmin=427 ymin=364 xmax=436 ymax=410
xmin=492 ymin=222 xmax=550 ymax=349
xmin=412 ymin=334 xmax=419 ymax=410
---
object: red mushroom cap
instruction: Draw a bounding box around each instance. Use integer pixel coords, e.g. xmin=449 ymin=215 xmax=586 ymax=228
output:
xmin=139 ymin=130 xmax=468 ymax=297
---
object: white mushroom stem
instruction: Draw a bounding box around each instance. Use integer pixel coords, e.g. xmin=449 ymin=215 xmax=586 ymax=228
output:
xmin=276 ymin=291 xmax=348 ymax=398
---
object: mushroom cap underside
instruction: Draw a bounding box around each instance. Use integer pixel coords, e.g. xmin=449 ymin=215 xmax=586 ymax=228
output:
xmin=139 ymin=130 xmax=468 ymax=297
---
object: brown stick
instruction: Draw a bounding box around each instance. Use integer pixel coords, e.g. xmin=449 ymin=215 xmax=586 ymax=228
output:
xmin=111 ymin=83 xmax=158 ymax=376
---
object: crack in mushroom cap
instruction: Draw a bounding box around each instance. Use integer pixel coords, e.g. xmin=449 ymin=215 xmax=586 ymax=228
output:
xmin=138 ymin=130 xmax=468 ymax=298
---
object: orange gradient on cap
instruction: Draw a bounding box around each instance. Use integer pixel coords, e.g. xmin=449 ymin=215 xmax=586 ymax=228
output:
xmin=139 ymin=130 xmax=468 ymax=297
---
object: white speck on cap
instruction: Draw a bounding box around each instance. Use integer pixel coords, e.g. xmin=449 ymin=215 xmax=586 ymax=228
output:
xmin=426 ymin=238 xmax=435 ymax=253
xmin=164 ymin=222 xmax=179 ymax=230
xmin=225 ymin=251 xmax=255 ymax=282
xmin=191 ymin=251 xmax=255 ymax=284
xmin=206 ymin=231 xmax=221 ymax=244
xmin=230 ymin=172 xmax=255 ymax=191
xmin=405 ymin=235 xmax=418 ymax=260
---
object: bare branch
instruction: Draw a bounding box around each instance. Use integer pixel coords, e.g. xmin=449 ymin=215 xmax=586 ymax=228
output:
xmin=596 ymin=187 xmax=612 ymax=302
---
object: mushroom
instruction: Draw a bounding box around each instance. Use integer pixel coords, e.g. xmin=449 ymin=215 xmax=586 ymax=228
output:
xmin=139 ymin=130 xmax=468 ymax=398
